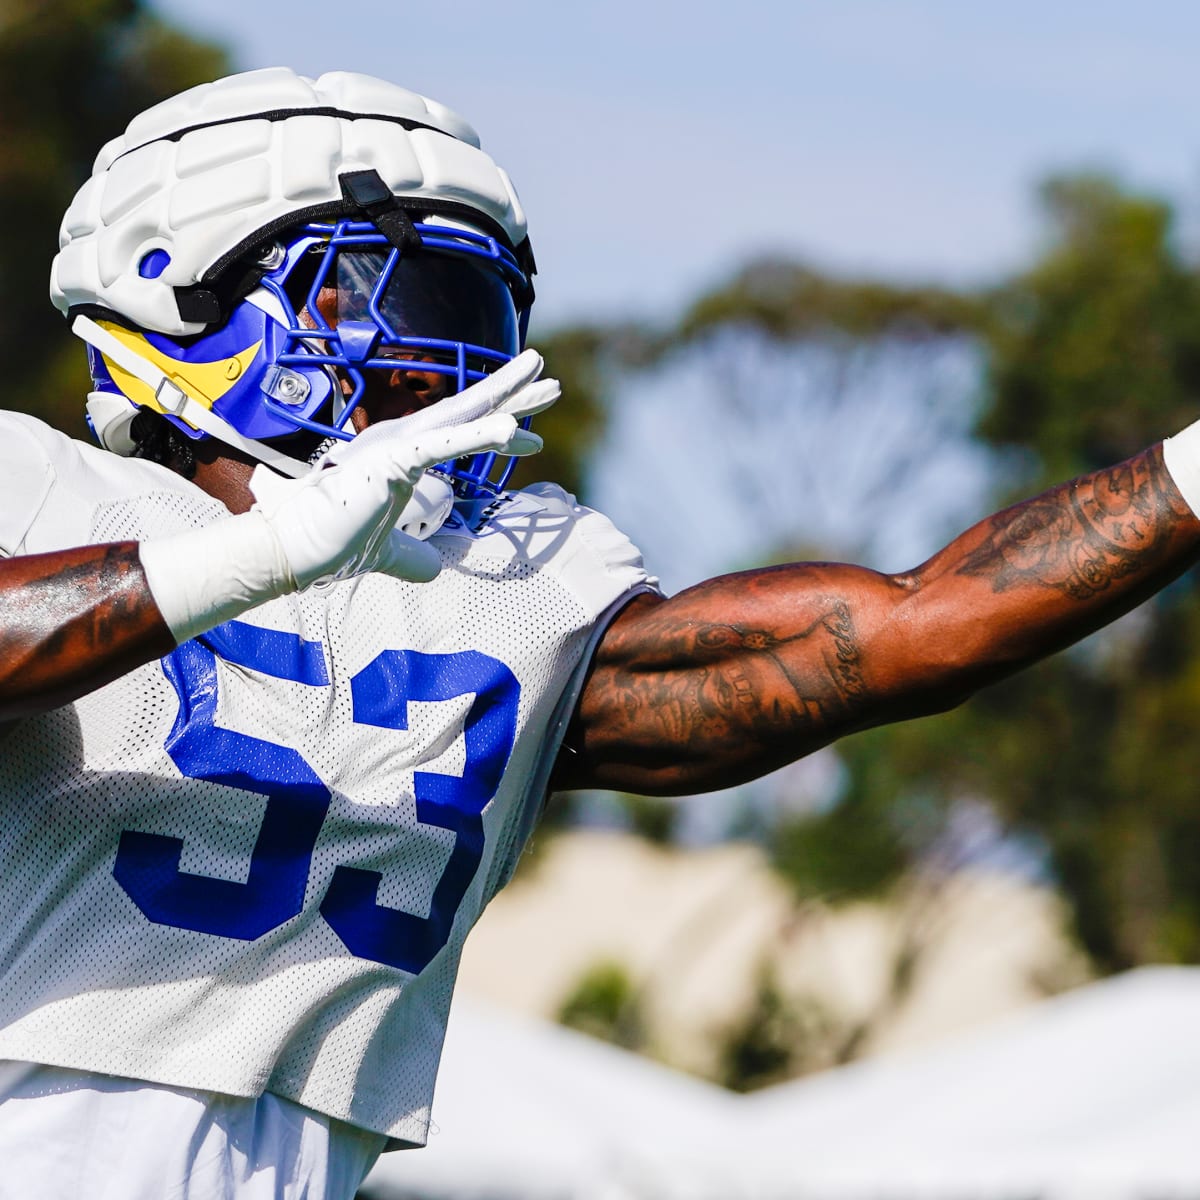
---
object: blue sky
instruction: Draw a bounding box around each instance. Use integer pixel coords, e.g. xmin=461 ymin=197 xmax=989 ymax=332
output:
xmin=150 ymin=0 xmax=1200 ymax=329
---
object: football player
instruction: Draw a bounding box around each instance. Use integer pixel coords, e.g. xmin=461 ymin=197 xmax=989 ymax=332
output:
xmin=1 ymin=67 xmax=1200 ymax=1198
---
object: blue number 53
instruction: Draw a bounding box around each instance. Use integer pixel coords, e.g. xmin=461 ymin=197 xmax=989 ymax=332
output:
xmin=113 ymin=620 xmax=519 ymax=974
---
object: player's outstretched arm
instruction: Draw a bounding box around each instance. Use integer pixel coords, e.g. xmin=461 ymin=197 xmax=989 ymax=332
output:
xmin=557 ymin=442 xmax=1200 ymax=795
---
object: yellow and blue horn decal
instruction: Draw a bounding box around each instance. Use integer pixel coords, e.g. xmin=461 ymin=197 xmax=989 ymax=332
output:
xmin=91 ymin=320 xmax=264 ymax=422
xmin=86 ymin=297 xmax=338 ymax=444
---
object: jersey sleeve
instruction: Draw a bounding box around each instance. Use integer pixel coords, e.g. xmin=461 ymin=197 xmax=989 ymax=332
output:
xmin=0 ymin=412 xmax=61 ymax=556
xmin=514 ymin=480 xmax=660 ymax=613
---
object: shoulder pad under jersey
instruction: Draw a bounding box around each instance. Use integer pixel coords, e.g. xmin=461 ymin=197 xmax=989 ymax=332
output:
xmin=0 ymin=413 xmax=66 ymax=555
xmin=440 ymin=481 xmax=658 ymax=613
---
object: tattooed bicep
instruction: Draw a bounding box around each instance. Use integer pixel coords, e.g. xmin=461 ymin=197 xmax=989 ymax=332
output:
xmin=568 ymin=585 xmax=874 ymax=792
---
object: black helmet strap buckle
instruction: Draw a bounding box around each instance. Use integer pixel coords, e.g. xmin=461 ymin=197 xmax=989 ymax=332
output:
xmin=338 ymin=169 xmax=423 ymax=254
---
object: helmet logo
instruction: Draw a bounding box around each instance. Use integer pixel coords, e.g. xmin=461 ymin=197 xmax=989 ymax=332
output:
xmin=97 ymin=320 xmax=263 ymax=425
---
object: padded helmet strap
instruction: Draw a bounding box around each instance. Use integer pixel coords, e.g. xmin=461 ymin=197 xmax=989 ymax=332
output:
xmin=339 ymin=169 xmax=423 ymax=254
xmin=72 ymin=314 xmax=309 ymax=478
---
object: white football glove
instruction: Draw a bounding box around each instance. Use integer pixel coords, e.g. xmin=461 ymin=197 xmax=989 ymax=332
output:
xmin=255 ymin=347 xmax=558 ymax=585
xmin=251 ymin=408 xmax=519 ymax=589
xmin=340 ymin=346 xmax=559 ymax=450
xmin=140 ymin=349 xmax=560 ymax=642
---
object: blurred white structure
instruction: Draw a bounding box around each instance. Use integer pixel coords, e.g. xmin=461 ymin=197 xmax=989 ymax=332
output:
xmin=363 ymin=968 xmax=1200 ymax=1200
xmin=455 ymin=831 xmax=1087 ymax=1080
xmin=359 ymin=996 xmax=738 ymax=1200
xmin=736 ymin=966 xmax=1200 ymax=1200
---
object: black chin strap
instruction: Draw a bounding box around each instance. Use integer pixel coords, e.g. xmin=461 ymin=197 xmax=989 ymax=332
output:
xmin=338 ymin=169 xmax=424 ymax=253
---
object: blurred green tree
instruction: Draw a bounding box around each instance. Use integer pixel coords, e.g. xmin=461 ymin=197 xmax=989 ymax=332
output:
xmin=883 ymin=172 xmax=1200 ymax=970
xmin=0 ymin=0 xmax=228 ymax=435
xmin=715 ymin=964 xmax=826 ymax=1092
xmin=742 ymin=174 xmax=1200 ymax=973
xmin=555 ymin=958 xmax=647 ymax=1051
xmin=982 ymin=174 xmax=1200 ymax=488
xmin=555 ymin=172 xmax=1200 ymax=980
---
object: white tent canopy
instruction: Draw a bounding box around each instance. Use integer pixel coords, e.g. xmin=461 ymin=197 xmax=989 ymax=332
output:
xmin=363 ymin=968 xmax=1200 ymax=1200
xmin=361 ymin=996 xmax=739 ymax=1200
xmin=738 ymin=966 xmax=1200 ymax=1199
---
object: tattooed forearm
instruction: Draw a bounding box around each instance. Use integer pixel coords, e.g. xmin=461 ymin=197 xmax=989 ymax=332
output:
xmin=0 ymin=542 xmax=174 ymax=717
xmin=16 ymin=545 xmax=149 ymax=656
xmin=956 ymin=446 xmax=1194 ymax=598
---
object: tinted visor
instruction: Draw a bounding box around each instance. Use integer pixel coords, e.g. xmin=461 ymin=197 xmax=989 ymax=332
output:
xmin=334 ymin=248 xmax=520 ymax=358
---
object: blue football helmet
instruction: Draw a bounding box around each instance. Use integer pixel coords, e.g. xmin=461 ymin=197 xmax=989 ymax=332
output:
xmin=51 ymin=69 xmax=537 ymax=497
xmin=81 ymin=214 xmax=533 ymax=495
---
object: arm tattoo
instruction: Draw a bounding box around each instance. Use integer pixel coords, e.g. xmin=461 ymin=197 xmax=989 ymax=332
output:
xmin=0 ymin=542 xmax=173 ymax=715
xmin=822 ymin=600 xmax=868 ymax=704
xmin=23 ymin=544 xmax=152 ymax=656
xmin=601 ymin=594 xmax=868 ymax=760
xmin=956 ymin=448 xmax=1193 ymax=598
xmin=568 ymin=446 xmax=1200 ymax=794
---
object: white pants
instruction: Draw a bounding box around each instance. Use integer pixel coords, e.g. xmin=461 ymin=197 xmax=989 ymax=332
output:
xmin=0 ymin=1062 xmax=387 ymax=1199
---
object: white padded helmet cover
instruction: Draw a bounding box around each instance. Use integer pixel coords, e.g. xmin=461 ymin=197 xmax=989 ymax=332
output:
xmin=50 ymin=67 xmax=528 ymax=335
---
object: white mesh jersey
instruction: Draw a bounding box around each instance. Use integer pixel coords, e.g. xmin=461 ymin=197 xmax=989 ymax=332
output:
xmin=0 ymin=411 xmax=655 ymax=1145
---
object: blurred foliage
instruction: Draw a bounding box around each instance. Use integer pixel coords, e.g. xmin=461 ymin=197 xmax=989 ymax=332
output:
xmin=0 ymin=0 xmax=228 ymax=437
xmin=981 ymin=174 xmax=1200 ymax=489
xmin=755 ymin=176 xmax=1200 ymax=973
xmin=619 ymin=792 xmax=677 ymax=844
xmin=677 ymin=258 xmax=986 ymax=346
xmin=553 ymin=171 xmax=1200 ymax=979
xmin=902 ymin=172 xmax=1200 ymax=971
xmin=714 ymin=965 xmax=823 ymax=1092
xmin=769 ymin=778 xmax=908 ymax=903
xmin=834 ymin=590 xmax=1200 ymax=972
xmin=555 ymin=959 xmax=646 ymax=1052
